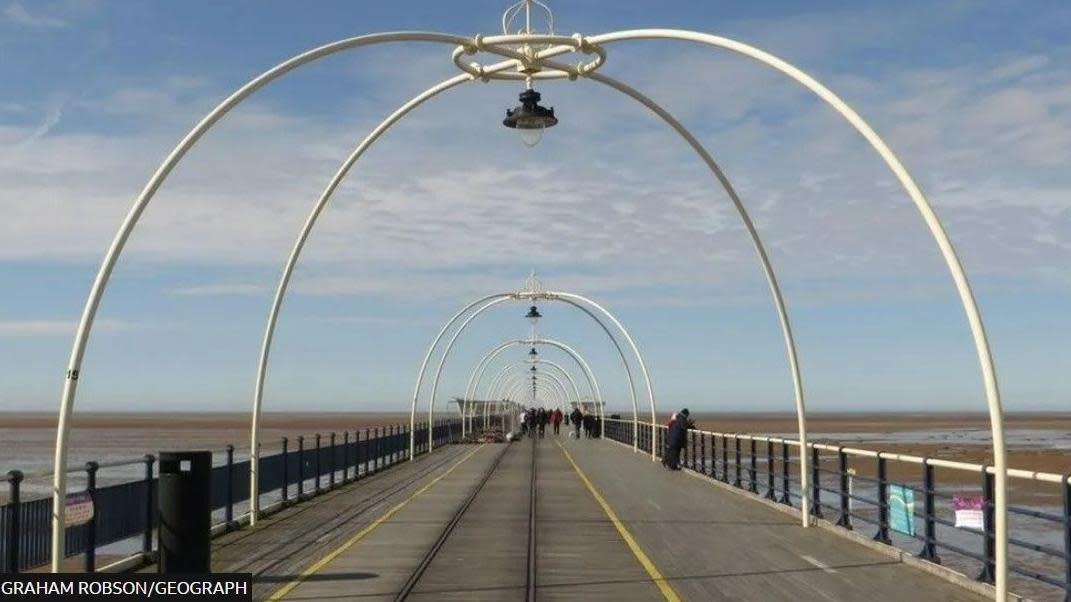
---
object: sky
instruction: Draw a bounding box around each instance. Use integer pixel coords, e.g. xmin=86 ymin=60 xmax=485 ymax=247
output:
xmin=0 ymin=0 xmax=1068 ymax=416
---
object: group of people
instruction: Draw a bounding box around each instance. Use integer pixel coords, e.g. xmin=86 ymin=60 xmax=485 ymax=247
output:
xmin=569 ymin=407 xmax=601 ymax=439
xmin=520 ymin=407 xmax=563 ymax=438
xmin=518 ymin=406 xmax=602 ymax=439
xmin=662 ymin=408 xmax=693 ymax=470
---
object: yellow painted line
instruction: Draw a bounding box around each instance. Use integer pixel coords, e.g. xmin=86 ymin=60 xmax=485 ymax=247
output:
xmin=266 ymin=445 xmax=486 ymax=601
xmin=557 ymin=441 xmax=682 ymax=602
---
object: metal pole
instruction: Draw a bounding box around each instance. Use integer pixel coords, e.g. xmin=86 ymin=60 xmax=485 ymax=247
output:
xmin=811 ymin=447 xmax=822 ymax=518
xmin=919 ymin=462 xmax=939 ymax=562
xmin=297 ymin=436 xmax=304 ymax=498
xmin=343 ymin=431 xmax=349 ymax=483
xmin=765 ymin=441 xmax=776 ymax=500
xmin=142 ymin=454 xmax=154 ymax=555
xmin=6 ymin=470 xmax=23 ymax=573
xmin=84 ymin=462 xmax=98 ymax=572
xmin=978 ymin=468 xmax=996 ymax=584
xmin=225 ymin=445 xmax=234 ymax=526
xmin=836 ymin=449 xmax=852 ymax=529
xmin=314 ymin=434 xmax=322 ymax=493
xmin=281 ymin=437 xmax=289 ymax=503
xmin=874 ymin=456 xmax=891 ymax=545
xmin=329 ymin=433 xmax=336 ymax=488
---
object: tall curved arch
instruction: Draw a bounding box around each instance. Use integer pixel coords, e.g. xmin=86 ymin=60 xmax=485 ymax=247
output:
xmin=258 ymin=68 xmax=806 ymax=487
xmin=418 ymin=293 xmax=639 ymax=454
xmin=581 ymin=30 xmax=1006 ymax=594
xmin=486 ymin=364 xmax=571 ymax=405
xmin=459 ymin=355 xmax=582 ymax=433
xmin=491 ymin=370 xmax=569 ymax=408
xmin=425 ymin=297 xmax=513 ymax=444
xmin=463 ymin=338 xmax=602 ymax=427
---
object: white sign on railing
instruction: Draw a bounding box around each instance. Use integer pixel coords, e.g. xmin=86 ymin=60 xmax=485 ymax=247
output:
xmin=953 ymin=494 xmax=984 ymax=530
xmin=64 ymin=492 xmax=94 ymax=527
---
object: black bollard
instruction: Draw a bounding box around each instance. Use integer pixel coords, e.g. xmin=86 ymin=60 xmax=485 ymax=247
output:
xmin=158 ymin=451 xmax=212 ymax=573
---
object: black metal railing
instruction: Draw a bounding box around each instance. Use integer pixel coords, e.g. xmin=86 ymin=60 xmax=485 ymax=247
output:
xmin=604 ymin=418 xmax=1071 ymax=600
xmin=0 ymin=418 xmax=463 ymax=573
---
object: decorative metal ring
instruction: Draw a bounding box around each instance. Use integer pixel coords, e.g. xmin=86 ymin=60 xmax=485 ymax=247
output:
xmin=450 ymin=33 xmax=606 ymax=82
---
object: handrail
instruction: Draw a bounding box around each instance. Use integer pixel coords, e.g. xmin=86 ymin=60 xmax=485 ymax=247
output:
xmin=604 ymin=418 xmax=1071 ymax=485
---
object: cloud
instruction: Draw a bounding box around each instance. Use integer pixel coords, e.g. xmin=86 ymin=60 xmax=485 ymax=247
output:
xmin=1 ymin=4 xmax=1070 ymax=309
xmin=3 ymin=2 xmax=67 ymax=28
xmin=0 ymin=319 xmax=130 ymax=337
xmin=168 ymin=283 xmax=269 ymax=297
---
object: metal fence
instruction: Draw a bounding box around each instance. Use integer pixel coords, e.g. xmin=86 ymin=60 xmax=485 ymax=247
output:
xmin=604 ymin=418 xmax=1071 ymax=601
xmin=0 ymin=418 xmax=462 ymax=573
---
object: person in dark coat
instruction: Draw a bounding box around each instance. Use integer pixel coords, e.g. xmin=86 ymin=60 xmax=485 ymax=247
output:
xmin=664 ymin=408 xmax=690 ymax=469
xmin=570 ymin=407 xmax=583 ymax=438
xmin=537 ymin=408 xmax=547 ymax=438
xmin=551 ymin=408 xmax=563 ymax=435
xmin=582 ymin=413 xmax=595 ymax=439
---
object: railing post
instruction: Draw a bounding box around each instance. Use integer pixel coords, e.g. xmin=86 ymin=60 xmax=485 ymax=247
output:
xmin=977 ymin=467 xmax=996 ymax=584
xmin=225 ymin=445 xmax=234 ymax=526
xmin=343 ymin=431 xmax=350 ymax=483
xmin=297 ymin=436 xmax=305 ymax=498
xmin=357 ymin=430 xmax=365 ymax=478
xmin=7 ymin=470 xmax=23 ymax=573
xmin=699 ymin=432 xmax=706 ymax=476
xmin=690 ymin=431 xmax=696 ymax=470
xmin=328 ymin=433 xmax=336 ymax=488
xmin=811 ymin=447 xmax=823 ymax=518
xmin=281 ymin=437 xmax=289 ymax=503
xmin=765 ymin=441 xmax=776 ymax=500
xmin=1062 ymin=473 xmax=1070 ymax=602
xmin=314 ymin=433 xmax=322 ymax=493
xmin=84 ymin=461 xmax=98 ymax=572
xmin=374 ymin=427 xmax=380 ymax=473
xmin=748 ymin=439 xmax=758 ymax=493
xmin=836 ymin=448 xmax=852 ymax=529
xmin=779 ymin=443 xmax=791 ymax=506
xmin=720 ymin=436 xmax=728 ymax=483
xmin=874 ymin=456 xmax=892 ymax=545
xmin=142 ymin=454 xmax=155 ymax=555
xmin=918 ymin=461 xmax=940 ymax=563
xmin=733 ymin=437 xmax=742 ymax=488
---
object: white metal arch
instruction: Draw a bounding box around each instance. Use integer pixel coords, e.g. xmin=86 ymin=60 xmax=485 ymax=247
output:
xmin=493 ymin=370 xmax=568 ymax=408
xmin=485 ymin=364 xmax=571 ymax=406
xmin=464 ymin=338 xmax=602 ymax=434
xmin=425 ymin=296 xmax=513 ymax=442
xmin=49 ymin=24 xmax=1005 ymax=594
xmin=581 ymin=30 xmax=1006 ymax=593
xmin=253 ymin=67 xmax=808 ymax=500
xmin=469 ymin=358 xmax=581 ymax=431
xmin=248 ymin=63 xmax=803 ymax=514
xmin=416 ymin=292 xmax=643 ymax=457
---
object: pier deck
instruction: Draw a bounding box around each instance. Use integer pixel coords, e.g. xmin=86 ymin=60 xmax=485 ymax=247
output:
xmin=206 ymin=435 xmax=986 ymax=601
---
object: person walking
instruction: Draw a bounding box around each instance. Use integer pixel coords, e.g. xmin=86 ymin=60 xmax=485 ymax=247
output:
xmin=551 ymin=408 xmax=562 ymax=435
xmin=537 ymin=408 xmax=547 ymax=439
xmin=570 ymin=407 xmax=583 ymax=438
xmin=582 ymin=412 xmax=595 ymax=439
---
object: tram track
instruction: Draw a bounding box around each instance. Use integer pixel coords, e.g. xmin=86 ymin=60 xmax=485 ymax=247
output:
xmin=395 ymin=436 xmax=539 ymax=601
xmin=219 ymin=445 xmax=470 ymax=575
